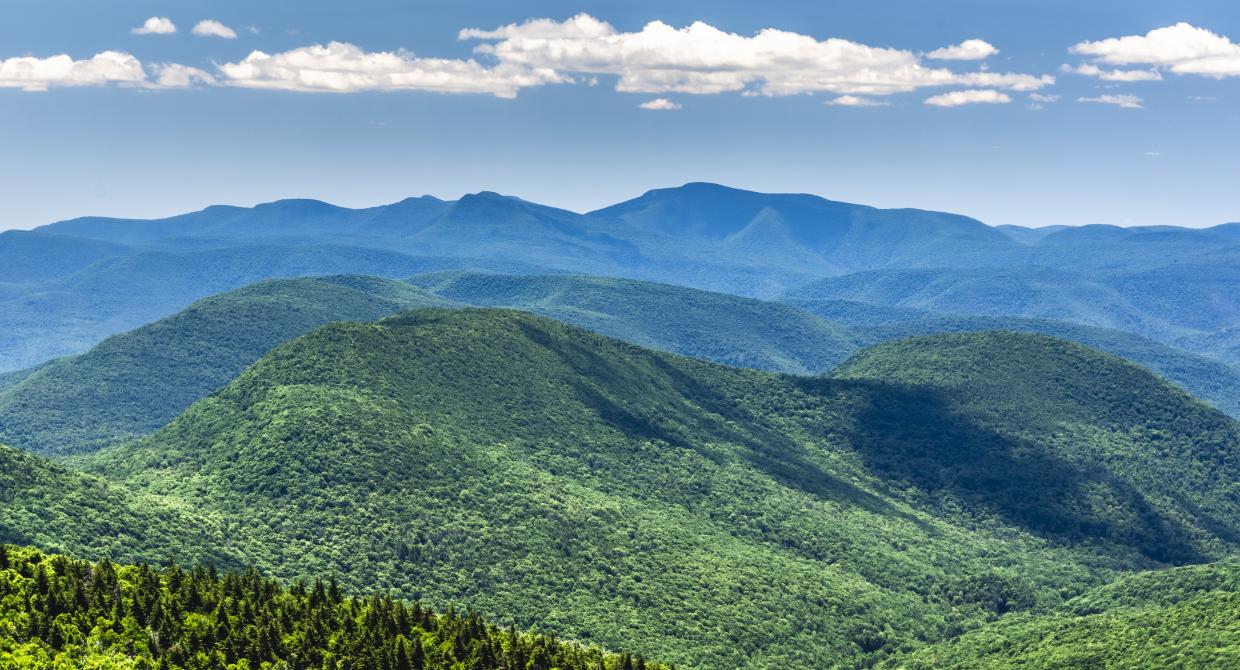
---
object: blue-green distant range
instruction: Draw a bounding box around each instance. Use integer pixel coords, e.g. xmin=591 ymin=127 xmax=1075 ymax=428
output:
xmin=6 ymin=183 xmax=1240 ymax=377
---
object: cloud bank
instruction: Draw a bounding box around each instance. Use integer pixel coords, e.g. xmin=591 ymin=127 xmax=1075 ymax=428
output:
xmin=0 ymin=51 xmax=147 ymax=91
xmin=1069 ymin=23 xmax=1240 ymax=78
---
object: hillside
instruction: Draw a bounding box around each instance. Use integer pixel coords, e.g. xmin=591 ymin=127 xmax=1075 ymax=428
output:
xmin=0 ymin=276 xmax=451 ymax=456
xmin=0 ymin=443 xmax=222 ymax=565
xmin=833 ymin=313 xmax=1240 ymax=419
xmin=0 ymin=245 xmax=535 ymax=373
xmin=410 ymin=271 xmax=860 ymax=374
xmin=882 ymin=560 xmax=1240 ymax=669
xmin=0 ymin=230 xmax=131 ymax=284
xmin=0 ymin=544 xmax=673 ymax=670
xmin=835 ymin=331 xmax=1240 ymax=564
xmin=79 ymin=310 xmax=1240 ymax=668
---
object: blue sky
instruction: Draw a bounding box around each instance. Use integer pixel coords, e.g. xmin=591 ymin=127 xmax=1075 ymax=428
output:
xmin=1 ymin=1 xmax=1238 ymax=230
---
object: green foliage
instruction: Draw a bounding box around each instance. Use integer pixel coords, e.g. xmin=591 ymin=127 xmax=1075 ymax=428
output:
xmin=75 ymin=310 xmax=1240 ymax=668
xmin=835 ymin=332 xmax=1240 ymax=564
xmin=0 ymin=544 xmax=674 ymax=670
xmin=830 ymin=312 xmax=1240 ymax=418
xmin=0 ymin=277 xmax=451 ymax=456
xmin=410 ymin=271 xmax=860 ymax=374
xmin=0 ymin=444 xmax=223 ymax=566
xmin=882 ymin=560 xmax=1240 ymax=669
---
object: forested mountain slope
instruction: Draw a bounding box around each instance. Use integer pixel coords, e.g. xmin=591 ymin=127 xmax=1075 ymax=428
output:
xmin=0 ymin=277 xmax=451 ymax=456
xmin=409 ymin=271 xmax=860 ymax=374
xmin=835 ymin=332 xmax=1240 ymax=564
xmin=77 ymin=310 xmax=1240 ymax=668
xmin=0 ymin=246 xmax=531 ymax=373
xmin=0 ymin=443 xmax=221 ymax=565
xmin=882 ymin=560 xmax=1240 ymax=669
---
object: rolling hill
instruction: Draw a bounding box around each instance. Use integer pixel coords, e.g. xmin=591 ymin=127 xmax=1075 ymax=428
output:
xmin=882 ymin=560 xmax=1240 ymax=669
xmin=0 ymin=245 xmax=539 ymax=373
xmin=410 ymin=271 xmax=861 ymax=375
xmin=10 ymin=270 xmax=1240 ymax=460
xmin=0 ymin=276 xmax=451 ymax=456
xmin=76 ymin=310 xmax=1240 ymax=668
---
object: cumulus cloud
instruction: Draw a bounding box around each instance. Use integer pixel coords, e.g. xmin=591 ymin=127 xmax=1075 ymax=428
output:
xmin=638 ymin=97 xmax=681 ymax=110
xmin=458 ymin=14 xmax=1049 ymax=97
xmin=132 ymin=17 xmax=177 ymax=35
xmin=1069 ymin=22 xmax=1240 ymax=78
xmin=1061 ymin=63 xmax=1162 ymax=81
xmin=193 ymin=20 xmax=238 ymax=39
xmin=1077 ymin=93 xmax=1143 ymax=108
xmin=152 ymin=63 xmax=218 ymax=88
xmin=825 ymin=94 xmax=888 ymax=106
xmin=1029 ymin=93 xmax=1060 ymax=102
xmin=217 ymin=41 xmax=565 ymax=96
xmin=927 ymin=39 xmax=998 ymax=60
xmin=0 ymin=51 xmax=147 ymax=91
xmin=924 ymin=89 xmax=1011 ymax=106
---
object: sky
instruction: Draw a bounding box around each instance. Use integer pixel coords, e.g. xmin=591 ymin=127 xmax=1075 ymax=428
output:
xmin=1 ymin=0 xmax=1238 ymax=230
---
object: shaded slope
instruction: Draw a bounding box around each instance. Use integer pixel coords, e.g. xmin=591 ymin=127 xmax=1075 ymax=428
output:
xmin=83 ymin=311 xmax=1240 ymax=668
xmin=410 ymin=271 xmax=860 ymax=374
xmin=835 ymin=313 xmax=1240 ymax=419
xmin=0 ymin=276 xmax=451 ymax=456
xmin=882 ymin=560 xmax=1240 ymax=669
xmin=835 ymin=332 xmax=1240 ymax=564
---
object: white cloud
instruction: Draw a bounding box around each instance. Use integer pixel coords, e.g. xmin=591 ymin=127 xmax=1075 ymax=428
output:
xmin=924 ymin=89 xmax=1011 ymax=106
xmin=132 ymin=17 xmax=177 ymax=35
xmin=0 ymin=51 xmax=147 ymax=91
xmin=638 ymin=97 xmax=681 ymax=110
xmin=193 ymin=20 xmax=238 ymax=39
xmin=1077 ymin=93 xmax=1143 ymax=108
xmin=458 ymin=14 xmax=1050 ymax=97
xmin=217 ymin=41 xmax=565 ymax=96
xmin=927 ymin=39 xmax=998 ymax=60
xmin=1144 ymin=151 xmax=1161 ymax=156
xmin=1029 ymin=93 xmax=1060 ymax=102
xmin=152 ymin=63 xmax=218 ymax=88
xmin=1061 ymin=63 xmax=1162 ymax=81
xmin=1069 ymin=22 xmax=1240 ymax=78
xmin=825 ymin=94 xmax=888 ymax=106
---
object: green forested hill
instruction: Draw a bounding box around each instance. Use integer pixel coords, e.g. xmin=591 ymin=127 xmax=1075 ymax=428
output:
xmin=834 ymin=332 xmax=1240 ymax=564
xmin=76 ymin=310 xmax=1240 ymax=668
xmin=0 ymin=443 xmax=222 ymax=566
xmin=0 ymin=276 xmax=451 ymax=457
xmin=410 ymin=271 xmax=861 ymax=374
xmin=0 ymin=545 xmax=675 ymax=670
xmin=881 ymin=560 xmax=1240 ymax=669
xmin=837 ymin=313 xmax=1240 ymax=418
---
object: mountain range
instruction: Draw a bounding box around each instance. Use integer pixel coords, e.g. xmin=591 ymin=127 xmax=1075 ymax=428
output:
xmin=5 ymin=182 xmax=1240 ymax=376
xmin=3 ymin=182 xmax=1240 ymax=668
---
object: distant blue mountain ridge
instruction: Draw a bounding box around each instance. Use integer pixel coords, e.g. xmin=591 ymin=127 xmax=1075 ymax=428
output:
xmin=1 ymin=182 xmax=1239 ymax=373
